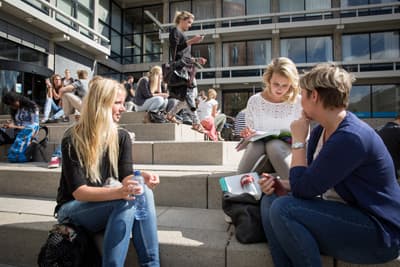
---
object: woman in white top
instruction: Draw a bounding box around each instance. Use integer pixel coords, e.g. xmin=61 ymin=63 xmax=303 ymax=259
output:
xmin=198 ymin=88 xmax=219 ymax=141
xmin=237 ymin=57 xmax=302 ymax=179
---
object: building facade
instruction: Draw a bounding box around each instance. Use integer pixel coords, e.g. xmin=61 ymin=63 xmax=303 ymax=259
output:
xmin=0 ymin=0 xmax=399 ymax=125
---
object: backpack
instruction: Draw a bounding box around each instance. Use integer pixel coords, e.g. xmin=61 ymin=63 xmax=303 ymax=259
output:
xmin=7 ymin=125 xmax=39 ymax=163
xmin=38 ymin=222 xmax=101 ymax=267
xmin=25 ymin=125 xmax=49 ymax=162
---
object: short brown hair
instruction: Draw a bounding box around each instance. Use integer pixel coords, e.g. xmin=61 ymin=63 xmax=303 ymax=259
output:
xmin=300 ymin=63 xmax=355 ymax=109
xmin=77 ymin=70 xmax=88 ymax=79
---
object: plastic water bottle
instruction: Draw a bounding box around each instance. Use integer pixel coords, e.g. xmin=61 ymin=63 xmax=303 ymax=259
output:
xmin=132 ymin=170 xmax=147 ymax=220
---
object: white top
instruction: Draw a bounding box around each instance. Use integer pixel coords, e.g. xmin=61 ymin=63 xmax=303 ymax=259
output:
xmin=246 ymin=93 xmax=302 ymax=132
xmin=197 ymin=99 xmax=218 ymax=121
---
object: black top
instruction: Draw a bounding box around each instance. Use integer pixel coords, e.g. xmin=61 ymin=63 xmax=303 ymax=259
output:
xmin=55 ymin=128 xmax=133 ymax=214
xmin=378 ymin=121 xmax=400 ymax=173
xmin=124 ymin=82 xmax=135 ymax=102
xmin=133 ymin=77 xmax=152 ymax=106
xmin=169 ymin=27 xmax=188 ymax=61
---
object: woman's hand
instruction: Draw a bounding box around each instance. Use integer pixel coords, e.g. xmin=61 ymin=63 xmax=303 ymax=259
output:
xmin=142 ymin=171 xmax=160 ymax=190
xmin=258 ymin=173 xmax=289 ymax=196
xmin=290 ymin=112 xmax=310 ymax=143
xmin=189 ymin=35 xmax=204 ymax=45
xmin=120 ymin=175 xmax=142 ymax=200
xmin=197 ymin=57 xmax=207 ymax=65
xmin=240 ymin=127 xmax=255 ymax=138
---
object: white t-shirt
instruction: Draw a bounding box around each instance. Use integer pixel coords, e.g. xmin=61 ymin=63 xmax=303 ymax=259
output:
xmin=245 ymin=92 xmax=302 ymax=132
xmin=197 ymin=99 xmax=218 ymax=121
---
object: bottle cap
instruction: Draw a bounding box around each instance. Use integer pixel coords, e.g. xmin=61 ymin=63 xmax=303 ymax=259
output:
xmin=134 ymin=170 xmax=141 ymax=176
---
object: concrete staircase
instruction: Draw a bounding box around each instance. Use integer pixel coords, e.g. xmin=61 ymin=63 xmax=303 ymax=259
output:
xmin=0 ymin=112 xmax=399 ymax=267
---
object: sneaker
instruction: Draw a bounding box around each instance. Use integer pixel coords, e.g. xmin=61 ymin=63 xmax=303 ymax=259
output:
xmin=48 ymin=157 xmax=61 ymax=169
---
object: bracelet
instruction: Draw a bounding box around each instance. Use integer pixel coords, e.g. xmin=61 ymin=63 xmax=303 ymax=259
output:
xmin=291 ymin=142 xmax=305 ymax=150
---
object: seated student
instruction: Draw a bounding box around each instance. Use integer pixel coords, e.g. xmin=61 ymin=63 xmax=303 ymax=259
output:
xmin=0 ymin=92 xmax=39 ymax=145
xmin=377 ymin=114 xmax=400 ymax=177
xmin=55 ymin=76 xmax=160 ymax=266
xmin=41 ymin=78 xmax=64 ymax=123
xmin=259 ymin=63 xmax=400 ymax=267
xmin=134 ymin=66 xmax=168 ymax=122
xmin=237 ymin=57 xmax=302 ymax=178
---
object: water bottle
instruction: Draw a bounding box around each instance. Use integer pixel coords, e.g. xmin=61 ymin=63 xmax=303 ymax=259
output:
xmin=132 ymin=170 xmax=147 ymax=220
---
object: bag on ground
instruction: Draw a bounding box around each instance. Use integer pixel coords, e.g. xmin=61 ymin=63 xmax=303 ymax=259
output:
xmin=38 ymin=222 xmax=101 ymax=267
xmin=25 ymin=125 xmax=49 ymax=162
xmin=7 ymin=125 xmax=39 ymax=163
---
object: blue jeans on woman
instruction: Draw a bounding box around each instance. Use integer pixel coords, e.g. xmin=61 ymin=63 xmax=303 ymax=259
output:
xmin=43 ymin=97 xmax=64 ymax=121
xmin=135 ymin=96 xmax=167 ymax=113
xmin=260 ymin=194 xmax=399 ymax=267
xmin=57 ymin=186 xmax=159 ymax=267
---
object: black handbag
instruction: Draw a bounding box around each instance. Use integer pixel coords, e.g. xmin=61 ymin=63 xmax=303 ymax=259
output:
xmin=222 ymin=192 xmax=267 ymax=244
xmin=25 ymin=125 xmax=49 ymax=162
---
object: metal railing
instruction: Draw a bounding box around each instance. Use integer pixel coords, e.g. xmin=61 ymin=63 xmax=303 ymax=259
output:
xmin=195 ymin=59 xmax=400 ymax=81
xmin=159 ymin=2 xmax=400 ymax=38
xmin=6 ymin=0 xmax=109 ymax=46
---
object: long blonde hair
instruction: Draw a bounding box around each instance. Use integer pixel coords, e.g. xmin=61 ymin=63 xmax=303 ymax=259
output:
xmin=68 ymin=76 xmax=120 ymax=183
xmin=262 ymin=57 xmax=300 ymax=103
xmin=149 ymin=66 xmax=162 ymax=94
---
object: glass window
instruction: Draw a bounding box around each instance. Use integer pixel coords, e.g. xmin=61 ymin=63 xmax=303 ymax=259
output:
xmin=99 ymin=0 xmax=110 ymax=23
xmin=20 ymin=46 xmax=47 ymax=66
xmin=371 ymin=31 xmax=400 ymax=59
xmin=280 ymin=0 xmax=304 ymax=12
xmin=77 ymin=7 xmax=92 ymax=36
xmin=372 ymin=84 xmax=400 ymax=117
xmin=342 ymin=33 xmax=370 ymax=61
xmin=307 ymin=36 xmax=333 ymax=62
xmin=170 ymin=1 xmax=191 ymax=21
xmin=223 ymin=0 xmax=246 ymax=17
xmin=222 ymin=90 xmax=261 ymax=117
xmin=348 ymin=85 xmax=371 ymax=118
xmin=144 ymin=6 xmax=163 ymax=32
xmin=223 ymin=42 xmax=246 ymax=66
xmin=305 ymin=0 xmax=330 ymax=10
xmin=247 ymin=40 xmax=271 ymax=65
xmin=56 ymin=0 xmax=74 ymax=26
xmin=192 ymin=44 xmax=216 ymax=67
xmin=124 ymin=8 xmax=142 ymax=34
xmin=341 ymin=0 xmax=368 ymax=6
xmin=111 ymin=30 xmax=121 ymax=55
xmin=247 ymin=0 xmax=270 ymax=15
xmin=143 ymin=32 xmax=161 ymax=55
xmin=193 ymin=0 xmax=216 ymax=20
xmin=281 ymin=38 xmax=306 ymax=63
xmin=79 ymin=0 xmax=92 ymax=9
xmin=112 ymin=2 xmax=122 ymax=32
xmin=0 ymin=38 xmax=18 ymax=60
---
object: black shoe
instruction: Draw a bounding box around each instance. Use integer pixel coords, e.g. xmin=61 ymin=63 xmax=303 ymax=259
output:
xmin=45 ymin=118 xmax=60 ymax=123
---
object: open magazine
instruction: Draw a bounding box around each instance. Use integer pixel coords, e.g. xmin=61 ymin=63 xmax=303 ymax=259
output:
xmin=235 ymin=130 xmax=292 ymax=151
xmin=219 ymin=172 xmax=262 ymax=200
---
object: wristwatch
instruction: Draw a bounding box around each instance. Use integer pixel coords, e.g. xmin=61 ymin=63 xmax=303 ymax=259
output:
xmin=291 ymin=142 xmax=305 ymax=150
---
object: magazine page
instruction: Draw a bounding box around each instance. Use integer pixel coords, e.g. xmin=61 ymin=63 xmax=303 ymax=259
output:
xmin=219 ymin=172 xmax=262 ymax=200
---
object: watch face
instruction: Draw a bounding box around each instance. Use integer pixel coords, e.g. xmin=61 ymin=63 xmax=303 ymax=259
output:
xmin=292 ymin=142 xmax=304 ymax=149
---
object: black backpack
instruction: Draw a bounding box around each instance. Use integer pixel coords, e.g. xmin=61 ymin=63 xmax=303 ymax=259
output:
xmin=38 ymin=222 xmax=101 ymax=267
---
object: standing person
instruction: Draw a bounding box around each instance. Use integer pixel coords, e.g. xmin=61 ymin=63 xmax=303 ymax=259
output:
xmin=55 ymin=76 xmax=160 ymax=267
xmin=197 ymin=88 xmax=222 ymax=141
xmin=125 ymin=75 xmax=136 ymax=111
xmin=259 ymin=63 xmax=400 ymax=267
xmin=0 ymin=92 xmax=39 ymax=144
xmin=41 ymin=78 xmax=64 ymax=123
xmin=237 ymin=57 xmax=302 ymax=179
xmin=134 ymin=66 xmax=168 ymax=122
xmin=165 ymin=10 xmax=207 ymax=133
xmin=377 ymin=114 xmax=400 ymax=177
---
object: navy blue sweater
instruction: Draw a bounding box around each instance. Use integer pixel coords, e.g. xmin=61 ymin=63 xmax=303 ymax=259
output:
xmin=290 ymin=112 xmax=400 ymax=247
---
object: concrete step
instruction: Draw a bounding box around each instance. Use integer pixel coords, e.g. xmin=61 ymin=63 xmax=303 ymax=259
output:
xmin=1 ymin=139 xmax=243 ymax=165
xmin=45 ymin=122 xmax=204 ymax=143
xmin=0 ymin=162 xmax=237 ymax=209
xmin=0 ymin=195 xmax=338 ymax=267
xmin=119 ymin=111 xmax=148 ymax=124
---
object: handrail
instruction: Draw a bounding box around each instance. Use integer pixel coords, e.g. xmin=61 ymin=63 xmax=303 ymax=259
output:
xmin=159 ymin=2 xmax=400 ymax=32
xmin=13 ymin=0 xmax=109 ymax=44
xmin=195 ymin=59 xmax=399 ymax=80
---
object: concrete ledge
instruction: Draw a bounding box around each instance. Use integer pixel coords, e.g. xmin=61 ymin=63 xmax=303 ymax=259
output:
xmin=120 ymin=111 xmax=147 ymax=124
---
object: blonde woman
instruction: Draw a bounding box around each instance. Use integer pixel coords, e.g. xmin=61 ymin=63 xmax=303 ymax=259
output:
xmin=166 ymin=10 xmax=207 ymax=133
xmin=134 ymin=66 xmax=168 ymax=120
xmin=237 ymin=57 xmax=302 ymax=179
xmin=260 ymin=63 xmax=400 ymax=266
xmin=55 ymin=76 xmax=160 ymax=267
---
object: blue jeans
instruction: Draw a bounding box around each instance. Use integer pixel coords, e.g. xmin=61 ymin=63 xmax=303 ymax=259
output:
xmin=57 ymin=186 xmax=159 ymax=267
xmin=52 ymin=145 xmax=62 ymax=158
xmin=135 ymin=96 xmax=167 ymax=113
xmin=260 ymin=195 xmax=399 ymax=267
xmin=43 ymin=97 xmax=64 ymax=120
